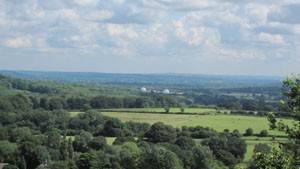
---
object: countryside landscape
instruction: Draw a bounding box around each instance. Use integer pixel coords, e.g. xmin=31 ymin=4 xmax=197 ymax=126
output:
xmin=0 ymin=71 xmax=299 ymax=169
xmin=1 ymin=1 xmax=300 ymax=169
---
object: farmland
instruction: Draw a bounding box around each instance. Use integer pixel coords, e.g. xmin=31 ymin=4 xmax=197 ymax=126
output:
xmin=1 ymin=72 xmax=298 ymax=169
xmin=100 ymin=107 xmax=217 ymax=114
xmin=100 ymin=111 xmax=293 ymax=136
xmin=100 ymin=110 xmax=293 ymax=162
xmin=71 ymin=108 xmax=294 ymax=161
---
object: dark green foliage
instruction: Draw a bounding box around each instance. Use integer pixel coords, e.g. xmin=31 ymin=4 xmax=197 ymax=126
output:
xmin=40 ymin=161 xmax=70 ymax=169
xmin=0 ymin=127 xmax=8 ymax=140
xmin=88 ymin=136 xmax=107 ymax=150
xmin=67 ymin=98 xmax=88 ymax=109
xmin=3 ymin=165 xmax=19 ymax=169
xmin=260 ymin=74 xmax=300 ymax=168
xmin=47 ymin=128 xmax=61 ymax=149
xmin=48 ymin=98 xmax=66 ymax=110
xmin=248 ymin=148 xmax=292 ymax=169
xmin=68 ymin=138 xmax=74 ymax=160
xmin=39 ymin=98 xmax=49 ymax=110
xmin=139 ymin=143 xmax=183 ymax=169
xmin=253 ymin=143 xmax=271 ymax=154
xmin=0 ymin=98 xmax=14 ymax=112
xmin=0 ymin=141 xmax=18 ymax=164
xmin=76 ymin=151 xmax=100 ymax=169
xmin=244 ymin=128 xmax=253 ymax=136
xmin=159 ymin=143 xmax=194 ymax=169
xmin=10 ymin=127 xmax=32 ymax=143
xmin=186 ymin=126 xmax=217 ymax=139
xmin=0 ymin=112 xmax=18 ymax=126
xmin=0 ymin=73 xmax=281 ymax=169
xmin=72 ymin=132 xmax=93 ymax=153
xmin=59 ymin=135 xmax=68 ymax=161
xmin=102 ymin=119 xmax=124 ymax=137
xmin=119 ymin=142 xmax=141 ymax=169
xmin=19 ymin=134 xmax=48 ymax=169
xmin=164 ymin=106 xmax=170 ymax=113
xmin=192 ymin=145 xmax=215 ymax=169
xmin=113 ymin=135 xmax=136 ymax=145
xmin=242 ymin=100 xmax=259 ymax=111
xmin=174 ymin=136 xmax=195 ymax=150
xmin=202 ymin=131 xmax=247 ymax=167
xmin=259 ymin=130 xmax=268 ymax=137
xmin=69 ymin=110 xmax=104 ymax=134
xmin=76 ymin=150 xmax=114 ymax=169
xmin=144 ymin=122 xmax=176 ymax=143
xmin=124 ymin=121 xmax=150 ymax=136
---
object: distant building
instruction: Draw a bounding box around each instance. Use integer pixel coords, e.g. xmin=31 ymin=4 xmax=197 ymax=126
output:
xmin=141 ymin=87 xmax=147 ymax=92
xmin=163 ymin=89 xmax=170 ymax=94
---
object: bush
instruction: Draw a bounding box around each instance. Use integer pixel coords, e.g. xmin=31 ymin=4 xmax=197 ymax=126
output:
xmin=164 ymin=106 xmax=170 ymax=113
xmin=259 ymin=130 xmax=268 ymax=137
xmin=244 ymin=128 xmax=253 ymax=136
xmin=180 ymin=107 xmax=185 ymax=113
xmin=3 ymin=165 xmax=19 ymax=169
xmin=253 ymin=143 xmax=271 ymax=154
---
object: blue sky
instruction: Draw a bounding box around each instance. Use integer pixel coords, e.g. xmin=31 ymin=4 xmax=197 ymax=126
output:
xmin=0 ymin=0 xmax=299 ymax=76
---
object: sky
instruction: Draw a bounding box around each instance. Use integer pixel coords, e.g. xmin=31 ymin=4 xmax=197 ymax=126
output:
xmin=0 ymin=0 xmax=300 ymax=76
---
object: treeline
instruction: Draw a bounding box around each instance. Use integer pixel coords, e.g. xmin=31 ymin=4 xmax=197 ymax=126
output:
xmin=0 ymin=74 xmax=183 ymax=111
xmin=0 ymin=92 xmax=280 ymax=113
xmin=0 ymin=94 xmax=181 ymax=112
xmin=189 ymin=94 xmax=280 ymax=112
xmin=0 ymin=74 xmax=282 ymax=113
xmin=0 ymin=109 xmax=247 ymax=169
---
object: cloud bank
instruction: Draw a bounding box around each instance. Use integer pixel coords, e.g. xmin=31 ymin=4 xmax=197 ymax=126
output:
xmin=0 ymin=0 xmax=299 ymax=76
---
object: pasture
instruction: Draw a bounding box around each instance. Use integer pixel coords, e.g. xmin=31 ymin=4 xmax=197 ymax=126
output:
xmin=70 ymin=110 xmax=294 ymax=163
xmin=101 ymin=112 xmax=293 ymax=136
xmin=100 ymin=107 xmax=217 ymax=114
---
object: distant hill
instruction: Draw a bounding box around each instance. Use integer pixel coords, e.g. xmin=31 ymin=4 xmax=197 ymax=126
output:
xmin=0 ymin=70 xmax=283 ymax=89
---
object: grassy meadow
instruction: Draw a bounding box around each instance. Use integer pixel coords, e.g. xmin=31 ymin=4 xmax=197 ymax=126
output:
xmin=99 ymin=107 xmax=217 ymax=114
xmin=100 ymin=112 xmax=293 ymax=136
xmin=70 ymin=109 xmax=294 ymax=163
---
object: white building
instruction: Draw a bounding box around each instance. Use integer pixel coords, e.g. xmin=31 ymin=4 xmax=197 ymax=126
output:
xmin=163 ymin=89 xmax=170 ymax=94
xmin=141 ymin=87 xmax=147 ymax=92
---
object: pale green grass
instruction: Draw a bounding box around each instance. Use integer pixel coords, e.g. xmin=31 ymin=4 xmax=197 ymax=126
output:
xmin=106 ymin=137 xmax=116 ymax=145
xmin=66 ymin=135 xmax=116 ymax=145
xmin=102 ymin=112 xmax=293 ymax=136
xmin=243 ymin=136 xmax=287 ymax=162
xmin=69 ymin=111 xmax=83 ymax=117
xmin=100 ymin=107 xmax=217 ymax=114
xmin=102 ymin=112 xmax=199 ymax=127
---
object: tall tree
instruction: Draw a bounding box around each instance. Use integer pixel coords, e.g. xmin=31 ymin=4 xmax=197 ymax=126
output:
xmin=252 ymin=74 xmax=300 ymax=168
xmin=60 ymin=135 xmax=68 ymax=161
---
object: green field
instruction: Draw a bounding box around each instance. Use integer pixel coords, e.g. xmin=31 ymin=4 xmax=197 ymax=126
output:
xmin=70 ymin=110 xmax=294 ymax=163
xmin=101 ymin=112 xmax=293 ymax=136
xmin=100 ymin=107 xmax=217 ymax=114
xmin=242 ymin=136 xmax=287 ymax=161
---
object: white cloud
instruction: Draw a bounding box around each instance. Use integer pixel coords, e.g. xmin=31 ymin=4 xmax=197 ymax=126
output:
xmin=219 ymin=48 xmax=266 ymax=60
xmin=73 ymin=0 xmax=99 ymax=6
xmin=142 ymin=0 xmax=230 ymax=11
xmin=0 ymin=0 xmax=299 ymax=75
xmin=245 ymin=4 xmax=276 ymax=26
xmin=292 ymin=25 xmax=300 ymax=34
xmin=258 ymin=32 xmax=285 ymax=44
xmin=141 ymin=23 xmax=168 ymax=46
xmin=4 ymin=36 xmax=32 ymax=48
xmin=173 ymin=13 xmax=220 ymax=46
xmin=85 ymin=10 xmax=114 ymax=21
xmin=54 ymin=9 xmax=78 ymax=20
xmin=106 ymin=24 xmax=139 ymax=39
